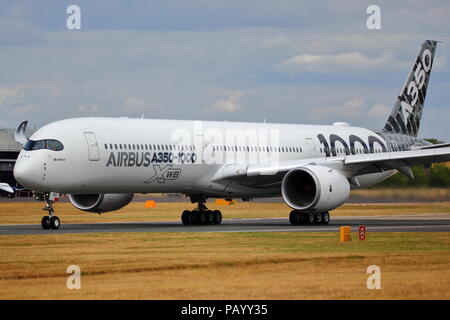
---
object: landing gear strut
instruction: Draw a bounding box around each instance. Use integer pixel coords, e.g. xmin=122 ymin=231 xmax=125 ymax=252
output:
xmin=289 ymin=210 xmax=329 ymax=225
xmin=41 ymin=193 xmax=60 ymax=230
xmin=181 ymin=200 xmax=222 ymax=225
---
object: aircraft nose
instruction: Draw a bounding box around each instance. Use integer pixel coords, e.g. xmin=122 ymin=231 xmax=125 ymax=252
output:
xmin=13 ymin=154 xmax=38 ymax=190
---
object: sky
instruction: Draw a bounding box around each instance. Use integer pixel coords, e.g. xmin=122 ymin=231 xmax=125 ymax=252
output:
xmin=1 ymin=0 xmax=450 ymax=140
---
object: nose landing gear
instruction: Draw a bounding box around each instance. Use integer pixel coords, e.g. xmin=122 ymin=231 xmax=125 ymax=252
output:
xmin=40 ymin=192 xmax=60 ymax=230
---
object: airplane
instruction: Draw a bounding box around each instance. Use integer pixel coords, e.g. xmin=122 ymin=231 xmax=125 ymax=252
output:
xmin=0 ymin=183 xmax=27 ymax=198
xmin=0 ymin=183 xmax=16 ymax=197
xmin=12 ymin=40 xmax=450 ymax=230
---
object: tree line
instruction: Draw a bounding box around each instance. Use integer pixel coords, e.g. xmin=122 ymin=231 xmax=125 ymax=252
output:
xmin=371 ymin=162 xmax=450 ymax=188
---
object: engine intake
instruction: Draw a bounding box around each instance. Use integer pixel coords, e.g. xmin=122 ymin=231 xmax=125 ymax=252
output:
xmin=281 ymin=165 xmax=350 ymax=212
xmin=69 ymin=193 xmax=134 ymax=213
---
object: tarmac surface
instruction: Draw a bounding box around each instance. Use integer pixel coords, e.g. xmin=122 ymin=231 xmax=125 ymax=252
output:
xmin=1 ymin=214 xmax=450 ymax=235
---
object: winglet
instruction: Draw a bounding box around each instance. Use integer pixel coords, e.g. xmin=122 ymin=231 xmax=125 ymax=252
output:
xmin=14 ymin=120 xmax=28 ymax=145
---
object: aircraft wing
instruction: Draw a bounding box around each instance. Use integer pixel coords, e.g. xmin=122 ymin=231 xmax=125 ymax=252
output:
xmin=412 ymin=142 xmax=450 ymax=150
xmin=341 ymin=147 xmax=450 ymax=177
xmin=0 ymin=183 xmax=14 ymax=193
xmin=220 ymin=147 xmax=450 ymax=181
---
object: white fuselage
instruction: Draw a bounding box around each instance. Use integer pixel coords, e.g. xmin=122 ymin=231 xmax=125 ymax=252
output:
xmin=14 ymin=117 xmax=395 ymax=198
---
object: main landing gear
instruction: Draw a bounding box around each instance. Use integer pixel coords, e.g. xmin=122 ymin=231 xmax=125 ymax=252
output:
xmin=181 ymin=201 xmax=222 ymax=225
xmin=289 ymin=210 xmax=330 ymax=225
xmin=40 ymin=193 xmax=60 ymax=230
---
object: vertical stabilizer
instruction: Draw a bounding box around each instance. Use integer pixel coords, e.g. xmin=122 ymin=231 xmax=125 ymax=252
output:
xmin=384 ymin=40 xmax=438 ymax=136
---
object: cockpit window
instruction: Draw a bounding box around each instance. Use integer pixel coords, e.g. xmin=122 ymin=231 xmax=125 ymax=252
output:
xmin=23 ymin=139 xmax=64 ymax=151
xmin=46 ymin=139 xmax=64 ymax=151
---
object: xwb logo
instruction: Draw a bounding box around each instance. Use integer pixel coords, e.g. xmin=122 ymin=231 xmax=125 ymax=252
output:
xmin=145 ymin=165 xmax=181 ymax=183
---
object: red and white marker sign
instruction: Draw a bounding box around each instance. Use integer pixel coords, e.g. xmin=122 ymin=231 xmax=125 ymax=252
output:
xmin=359 ymin=225 xmax=366 ymax=240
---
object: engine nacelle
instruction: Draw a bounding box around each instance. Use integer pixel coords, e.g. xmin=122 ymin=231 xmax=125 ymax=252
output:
xmin=68 ymin=193 xmax=134 ymax=213
xmin=281 ymin=165 xmax=350 ymax=212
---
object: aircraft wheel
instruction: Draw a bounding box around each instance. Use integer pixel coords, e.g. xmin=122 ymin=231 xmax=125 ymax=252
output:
xmin=314 ymin=212 xmax=323 ymax=225
xmin=190 ymin=211 xmax=199 ymax=225
xmin=289 ymin=210 xmax=301 ymax=225
xmin=41 ymin=216 xmax=51 ymax=230
xmin=199 ymin=212 xmax=207 ymax=225
xmin=205 ymin=210 xmax=214 ymax=225
xmin=321 ymin=212 xmax=330 ymax=225
xmin=305 ymin=212 xmax=315 ymax=225
xmin=181 ymin=210 xmax=191 ymax=225
xmin=212 ymin=210 xmax=222 ymax=225
xmin=50 ymin=216 xmax=60 ymax=230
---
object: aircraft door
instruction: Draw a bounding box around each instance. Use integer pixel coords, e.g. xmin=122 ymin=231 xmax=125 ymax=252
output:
xmin=83 ymin=132 xmax=100 ymax=161
xmin=305 ymin=138 xmax=316 ymax=158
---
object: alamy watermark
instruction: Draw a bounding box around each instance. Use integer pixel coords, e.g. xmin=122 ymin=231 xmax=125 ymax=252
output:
xmin=366 ymin=265 xmax=381 ymax=289
xmin=66 ymin=5 xmax=81 ymax=30
xmin=66 ymin=265 xmax=81 ymax=290
xmin=366 ymin=5 xmax=381 ymax=30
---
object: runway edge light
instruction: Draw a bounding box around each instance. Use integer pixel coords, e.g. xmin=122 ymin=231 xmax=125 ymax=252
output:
xmin=340 ymin=226 xmax=351 ymax=242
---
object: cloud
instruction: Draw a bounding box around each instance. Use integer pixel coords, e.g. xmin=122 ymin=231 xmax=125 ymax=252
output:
xmin=0 ymin=19 xmax=43 ymax=46
xmin=368 ymin=103 xmax=391 ymax=118
xmin=12 ymin=104 xmax=34 ymax=114
xmin=77 ymin=104 xmax=100 ymax=113
xmin=121 ymin=97 xmax=158 ymax=112
xmin=261 ymin=35 xmax=290 ymax=48
xmin=307 ymin=98 xmax=365 ymax=120
xmin=0 ymin=87 xmax=24 ymax=107
xmin=433 ymin=54 xmax=448 ymax=72
xmin=207 ymin=92 xmax=242 ymax=113
xmin=277 ymin=51 xmax=394 ymax=74
xmin=308 ymin=99 xmax=393 ymax=121
xmin=0 ymin=1 xmax=449 ymax=142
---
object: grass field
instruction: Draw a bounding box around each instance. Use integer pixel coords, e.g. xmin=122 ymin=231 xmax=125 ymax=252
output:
xmin=351 ymin=188 xmax=450 ymax=201
xmin=0 ymin=231 xmax=449 ymax=299
xmin=0 ymin=201 xmax=449 ymax=299
xmin=0 ymin=201 xmax=449 ymax=224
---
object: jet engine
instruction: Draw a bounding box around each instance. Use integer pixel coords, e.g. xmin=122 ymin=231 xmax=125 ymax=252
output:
xmin=68 ymin=193 xmax=134 ymax=213
xmin=281 ymin=165 xmax=350 ymax=212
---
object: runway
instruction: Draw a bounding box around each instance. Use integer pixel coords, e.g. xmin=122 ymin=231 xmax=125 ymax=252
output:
xmin=1 ymin=214 xmax=450 ymax=235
